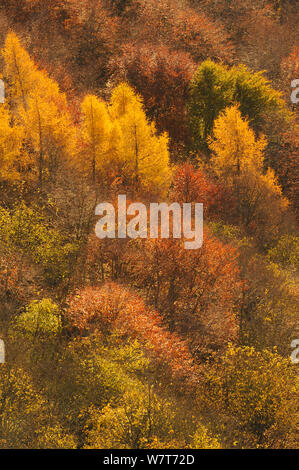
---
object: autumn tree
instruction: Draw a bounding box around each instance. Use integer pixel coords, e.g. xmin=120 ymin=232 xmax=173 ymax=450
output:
xmin=64 ymin=0 xmax=120 ymax=89
xmin=2 ymin=33 xmax=76 ymax=187
xmin=0 ymin=365 xmax=73 ymax=449
xmin=202 ymin=345 xmax=298 ymax=448
xmin=56 ymin=334 xmax=198 ymax=449
xmin=236 ymin=240 xmax=298 ymax=354
xmin=260 ymin=47 xmax=299 ymax=214
xmin=14 ymin=298 xmax=62 ymax=339
xmin=189 ymin=424 xmax=221 ymax=449
xmin=127 ymin=236 xmax=242 ymax=358
xmin=169 ymin=5 xmax=233 ymax=63
xmin=79 ymin=94 xmax=112 ymax=184
xmin=82 ymin=82 xmax=171 ymax=196
xmin=209 ymin=105 xmax=289 ymax=246
xmin=0 ymin=104 xmax=25 ymax=182
xmin=267 ymin=235 xmax=299 ymax=269
xmin=49 ymin=334 xmax=152 ymax=443
xmin=0 ymin=203 xmax=78 ymax=286
xmin=237 ymin=6 xmax=294 ymax=81
xmin=66 ymin=282 xmax=197 ymax=388
xmin=171 ymin=163 xmax=237 ymax=222
xmin=188 ymin=60 xmax=235 ymax=153
xmin=75 ymin=83 xmax=171 ymax=195
xmin=19 ymin=94 xmax=75 ymax=187
xmin=200 ymin=0 xmax=268 ymax=37
xmin=84 ymin=389 xmax=184 ymax=449
xmin=128 ymin=0 xmax=233 ymax=63
xmin=109 ymin=43 xmax=196 ymax=152
xmin=189 ymin=60 xmax=288 ymax=153
xmin=209 ymin=105 xmax=267 ymax=178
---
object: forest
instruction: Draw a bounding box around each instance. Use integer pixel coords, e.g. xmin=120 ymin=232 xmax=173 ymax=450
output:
xmin=0 ymin=0 xmax=298 ymax=449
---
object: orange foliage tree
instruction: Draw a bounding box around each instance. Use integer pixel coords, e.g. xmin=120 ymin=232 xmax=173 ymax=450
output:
xmin=171 ymin=163 xmax=237 ymax=221
xmin=127 ymin=236 xmax=243 ymax=358
xmin=66 ymin=282 xmax=198 ymax=389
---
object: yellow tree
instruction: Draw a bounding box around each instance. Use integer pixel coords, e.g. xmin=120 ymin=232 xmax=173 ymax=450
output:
xmin=208 ymin=105 xmax=288 ymax=246
xmin=2 ymin=32 xmax=66 ymax=113
xmin=80 ymin=95 xmax=112 ymax=184
xmin=0 ymin=104 xmax=25 ymax=182
xmin=19 ymin=94 xmax=75 ymax=187
xmin=109 ymin=83 xmax=171 ymax=197
xmin=2 ymin=33 xmax=76 ymax=187
xmin=209 ymin=104 xmax=266 ymax=179
xmin=202 ymin=345 xmax=298 ymax=448
xmin=2 ymin=32 xmax=40 ymax=112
